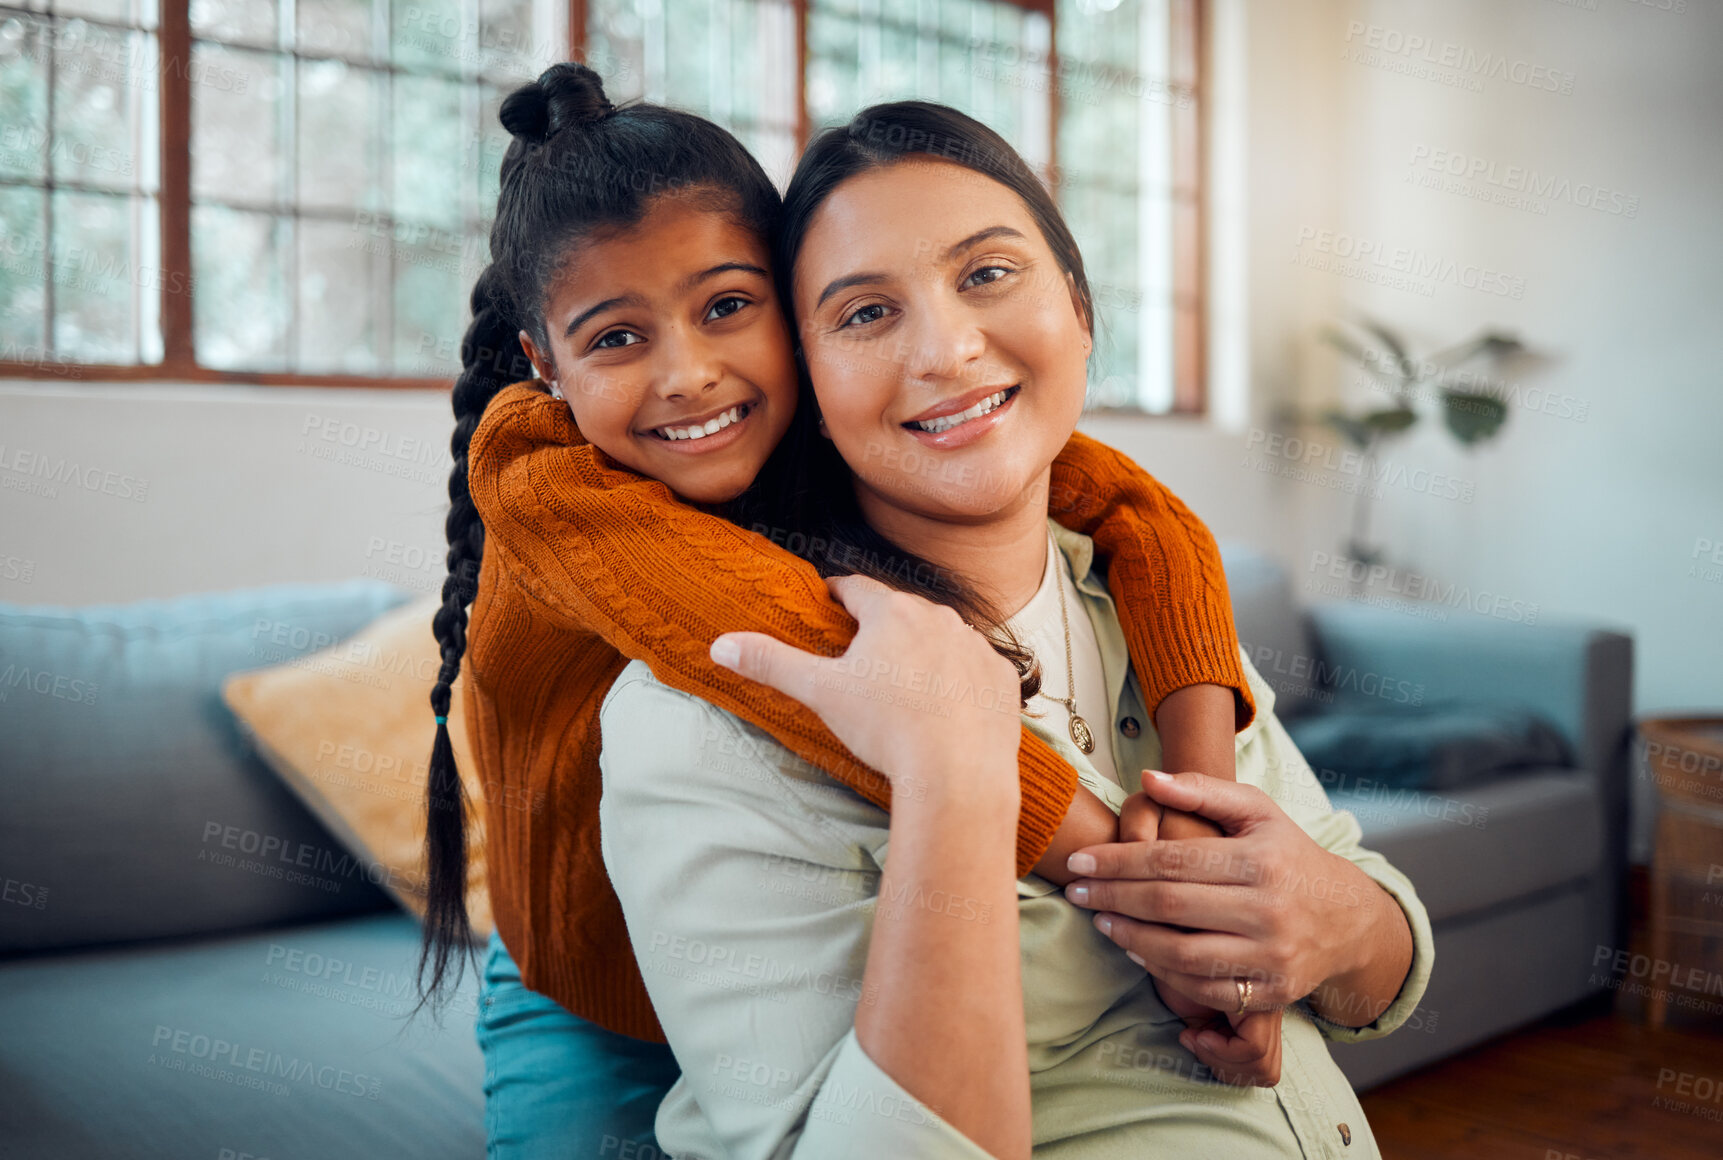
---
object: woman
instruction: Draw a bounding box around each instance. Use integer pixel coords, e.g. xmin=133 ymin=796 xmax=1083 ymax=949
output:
xmin=596 ymin=102 xmax=1433 ymax=1158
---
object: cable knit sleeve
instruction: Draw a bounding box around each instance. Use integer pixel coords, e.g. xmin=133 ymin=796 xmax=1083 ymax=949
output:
xmin=467 ymin=384 xmax=1076 ymax=877
xmin=1050 ymin=431 xmax=1256 ymax=731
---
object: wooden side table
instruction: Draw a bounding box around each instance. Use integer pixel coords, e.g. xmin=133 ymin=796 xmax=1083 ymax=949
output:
xmin=1639 ymin=717 xmax=1723 ymax=1028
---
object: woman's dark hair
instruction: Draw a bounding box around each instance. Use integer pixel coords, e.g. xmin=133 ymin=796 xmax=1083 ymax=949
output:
xmin=419 ymin=62 xmax=783 ymax=1014
xmin=752 ymin=100 xmax=1098 ymax=699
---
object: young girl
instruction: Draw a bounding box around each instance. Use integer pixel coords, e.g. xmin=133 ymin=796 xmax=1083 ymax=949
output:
xmin=422 ymin=63 xmax=1272 ymax=1151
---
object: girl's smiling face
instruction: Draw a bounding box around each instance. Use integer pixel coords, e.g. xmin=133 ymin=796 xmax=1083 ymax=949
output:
xmin=790 ymin=159 xmax=1091 ymax=525
xmin=521 ymin=194 xmax=798 ymax=505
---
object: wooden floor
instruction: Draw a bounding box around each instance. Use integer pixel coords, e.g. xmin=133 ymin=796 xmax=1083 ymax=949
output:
xmin=1361 ymin=871 xmax=1723 ymax=1159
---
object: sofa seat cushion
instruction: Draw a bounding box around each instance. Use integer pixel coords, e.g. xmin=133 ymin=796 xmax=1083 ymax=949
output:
xmin=1331 ymin=769 xmax=1603 ymax=925
xmin=0 ymin=913 xmax=483 ymax=1160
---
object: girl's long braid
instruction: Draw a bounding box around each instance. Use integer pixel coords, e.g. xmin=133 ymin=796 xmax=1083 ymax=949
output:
xmin=417 ymin=263 xmax=533 ymax=1012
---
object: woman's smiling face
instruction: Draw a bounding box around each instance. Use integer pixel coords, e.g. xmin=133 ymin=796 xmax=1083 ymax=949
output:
xmin=521 ymin=193 xmax=798 ymax=505
xmin=791 ymin=159 xmax=1091 ymax=525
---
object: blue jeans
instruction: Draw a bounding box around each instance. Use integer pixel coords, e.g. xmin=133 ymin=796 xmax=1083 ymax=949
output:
xmin=476 ymin=931 xmax=680 ymax=1159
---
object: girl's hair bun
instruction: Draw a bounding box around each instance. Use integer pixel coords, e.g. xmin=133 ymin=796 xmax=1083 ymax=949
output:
xmin=499 ymin=63 xmax=615 ymax=145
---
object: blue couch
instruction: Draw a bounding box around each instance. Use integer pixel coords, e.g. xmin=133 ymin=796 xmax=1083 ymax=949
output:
xmin=1222 ymin=548 xmax=1633 ymax=1089
xmin=0 ymin=581 xmax=484 ymax=1160
xmin=0 ymin=548 xmax=1633 ymax=1155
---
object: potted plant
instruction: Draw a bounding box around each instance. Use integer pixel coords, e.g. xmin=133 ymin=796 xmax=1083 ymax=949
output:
xmin=1312 ymin=317 xmax=1524 ymax=567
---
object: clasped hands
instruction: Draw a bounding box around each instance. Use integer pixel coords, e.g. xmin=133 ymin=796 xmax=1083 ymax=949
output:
xmin=1062 ymin=768 xmax=1355 ymax=1089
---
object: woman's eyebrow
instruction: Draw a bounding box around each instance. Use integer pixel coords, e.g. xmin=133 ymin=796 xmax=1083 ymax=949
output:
xmin=815 ymin=271 xmax=886 ymax=311
xmin=813 ymin=226 xmax=1029 ymax=310
xmin=943 ymin=225 xmax=1026 ymax=260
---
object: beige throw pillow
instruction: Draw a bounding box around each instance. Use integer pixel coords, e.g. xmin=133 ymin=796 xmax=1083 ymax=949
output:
xmin=222 ymin=594 xmax=493 ymax=937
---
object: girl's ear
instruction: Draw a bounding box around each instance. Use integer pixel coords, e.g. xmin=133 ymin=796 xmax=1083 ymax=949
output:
xmin=518 ymin=330 xmax=561 ymax=398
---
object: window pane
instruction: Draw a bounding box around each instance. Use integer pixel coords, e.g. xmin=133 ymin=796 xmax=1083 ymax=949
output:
xmin=475 ymin=82 xmax=508 ymax=215
xmin=0 ymin=183 xmax=47 ymax=354
xmin=587 ymin=0 xmax=645 ymax=102
xmin=298 ymin=57 xmax=379 ymax=212
xmin=1058 ymin=0 xmax=1182 ymax=413
xmin=56 ymin=0 xmax=156 ymax=27
xmin=297 ymin=216 xmax=378 ymax=373
xmin=591 ymin=0 xmax=794 ymax=139
xmin=0 ymin=14 xmax=49 ymax=183
xmin=189 ymin=0 xmax=278 ymax=49
xmin=50 ymin=189 xmax=142 ymax=361
xmin=392 ymin=235 xmax=465 ymax=373
xmin=297 ymin=0 xmax=375 ymax=61
xmin=391 ymin=72 xmax=465 ymax=230
xmin=805 ymin=0 xmax=1048 ymax=166
xmin=192 ymin=204 xmax=287 ymax=368
xmin=479 ymin=0 xmax=547 ymax=82
xmin=53 ymin=24 xmax=158 ymax=192
xmin=391 ymin=0 xmax=461 ymax=75
xmin=178 ymin=0 xmax=556 ymax=378
xmin=192 ymin=43 xmax=282 ymax=206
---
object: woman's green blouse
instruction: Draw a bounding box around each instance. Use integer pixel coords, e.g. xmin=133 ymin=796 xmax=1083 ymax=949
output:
xmin=598 ymin=522 xmax=1436 ymax=1159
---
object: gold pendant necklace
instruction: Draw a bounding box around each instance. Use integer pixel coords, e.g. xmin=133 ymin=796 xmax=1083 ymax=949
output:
xmin=1049 ymin=556 xmax=1096 ymax=755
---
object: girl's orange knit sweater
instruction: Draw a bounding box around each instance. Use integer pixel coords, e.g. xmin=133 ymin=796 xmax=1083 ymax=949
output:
xmin=463 ymin=383 xmax=1255 ymax=1043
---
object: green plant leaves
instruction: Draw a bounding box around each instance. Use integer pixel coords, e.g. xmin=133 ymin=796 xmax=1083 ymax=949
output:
xmin=1321 ymin=406 xmax=1419 ymax=448
xmin=1441 ymin=390 xmax=1509 ymax=445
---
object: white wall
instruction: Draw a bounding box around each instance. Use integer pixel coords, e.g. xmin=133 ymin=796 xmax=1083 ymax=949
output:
xmin=0 ymin=382 xmax=454 ymax=605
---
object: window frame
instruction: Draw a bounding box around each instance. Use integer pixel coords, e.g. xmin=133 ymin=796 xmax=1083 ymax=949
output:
xmin=2 ymin=0 xmax=1205 ymax=411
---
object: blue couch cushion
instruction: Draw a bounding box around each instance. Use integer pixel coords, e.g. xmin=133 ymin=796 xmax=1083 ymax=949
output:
xmin=0 ymin=913 xmax=483 ymax=1160
xmin=0 ymin=581 xmax=413 ymax=955
xmin=1286 ymin=702 xmax=1572 ymax=792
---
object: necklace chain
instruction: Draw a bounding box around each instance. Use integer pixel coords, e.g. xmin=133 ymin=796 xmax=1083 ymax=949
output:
xmin=1043 ymin=538 xmax=1096 ymax=755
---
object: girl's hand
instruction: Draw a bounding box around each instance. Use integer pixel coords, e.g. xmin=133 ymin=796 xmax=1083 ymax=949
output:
xmin=1153 ymin=977 xmax=1284 ymax=1087
xmin=710 ymin=574 xmax=1023 ymax=792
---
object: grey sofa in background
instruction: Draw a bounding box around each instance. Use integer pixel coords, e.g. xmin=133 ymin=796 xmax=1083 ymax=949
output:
xmin=0 ymin=547 xmax=1632 ymax=1157
xmin=1221 ymin=545 xmax=1634 ymax=1090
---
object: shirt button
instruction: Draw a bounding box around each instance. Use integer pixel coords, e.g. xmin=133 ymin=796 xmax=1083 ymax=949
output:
xmin=1118 ymin=716 xmax=1141 ymax=739
xmin=1337 ymin=1123 xmax=1352 ymax=1146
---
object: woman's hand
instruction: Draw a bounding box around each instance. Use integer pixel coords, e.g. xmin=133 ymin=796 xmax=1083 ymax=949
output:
xmin=1066 ymin=770 xmax=1412 ymax=1027
xmin=1113 ymin=780 xmax=1282 ymax=1087
xmin=710 ymin=574 xmax=1023 ymax=790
